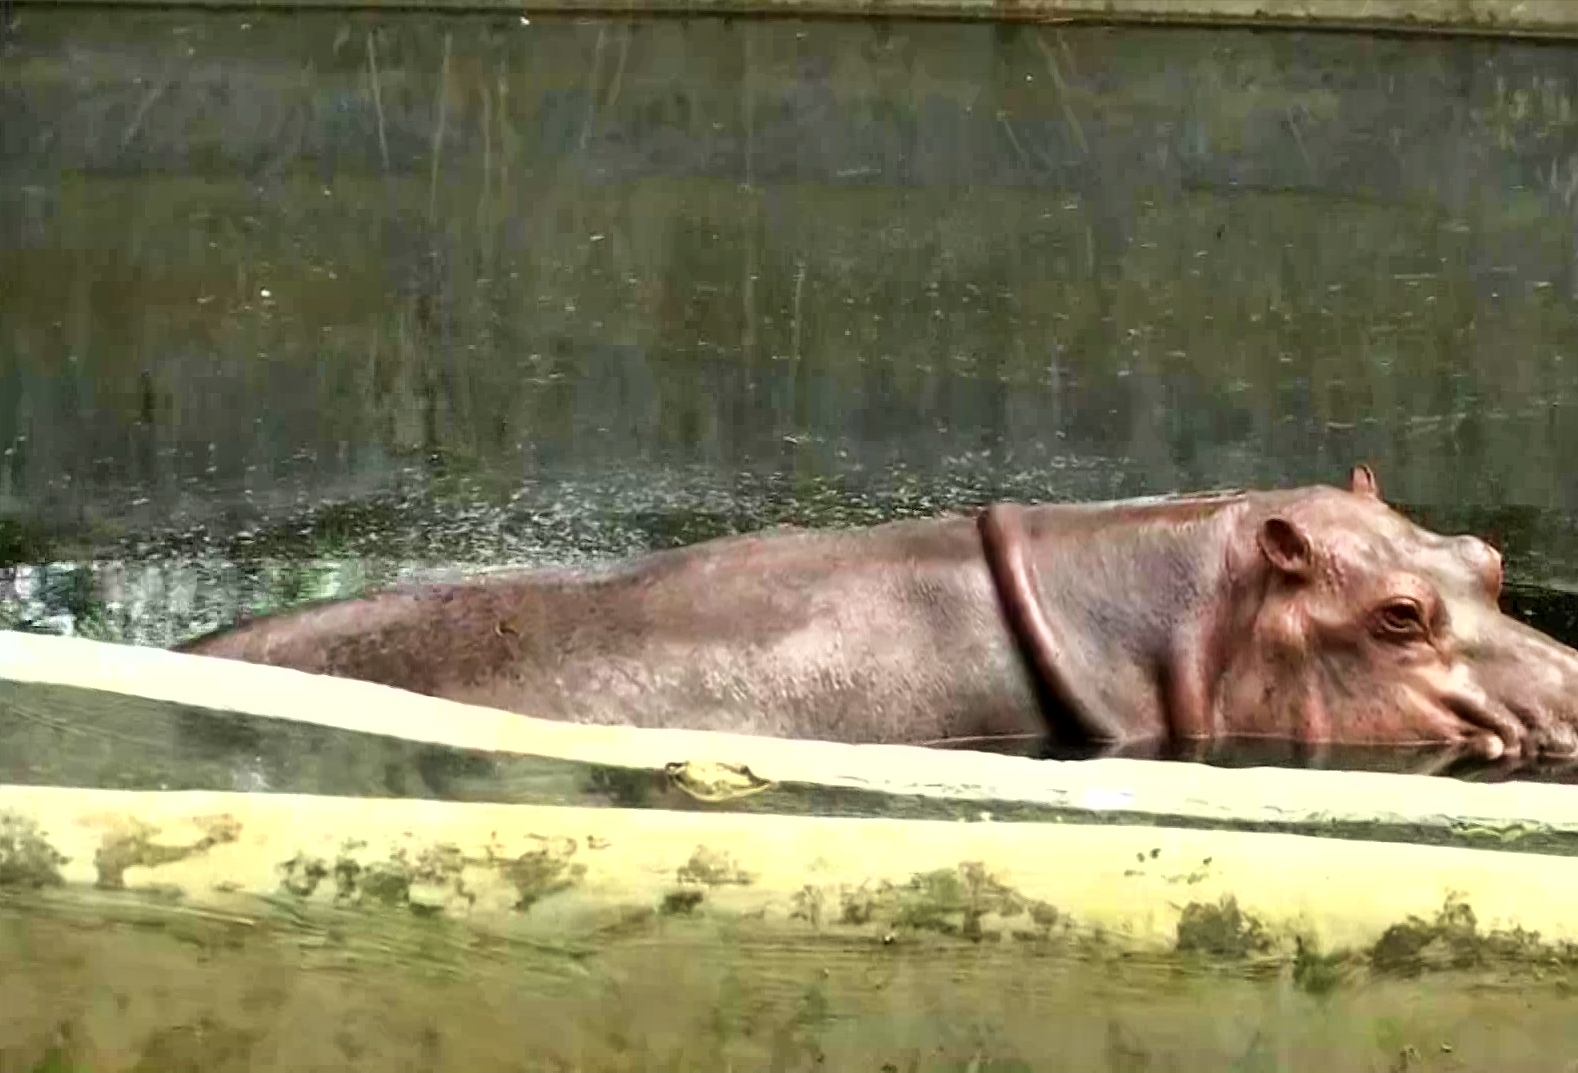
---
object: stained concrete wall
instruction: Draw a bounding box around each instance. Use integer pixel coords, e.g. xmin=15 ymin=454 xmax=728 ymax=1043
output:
xmin=3 ymin=8 xmax=1578 ymax=587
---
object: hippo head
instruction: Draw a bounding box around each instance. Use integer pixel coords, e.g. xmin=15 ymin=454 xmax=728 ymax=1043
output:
xmin=1220 ymin=464 xmax=1578 ymax=766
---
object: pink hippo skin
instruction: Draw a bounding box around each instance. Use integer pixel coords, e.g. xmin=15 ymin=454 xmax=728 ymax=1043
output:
xmin=174 ymin=465 xmax=1578 ymax=775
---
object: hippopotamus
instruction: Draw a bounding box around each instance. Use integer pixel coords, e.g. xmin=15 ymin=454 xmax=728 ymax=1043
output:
xmin=173 ymin=465 xmax=1578 ymax=774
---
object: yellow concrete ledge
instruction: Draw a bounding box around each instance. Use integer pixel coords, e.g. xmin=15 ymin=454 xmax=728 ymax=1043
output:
xmin=4 ymin=784 xmax=1578 ymax=1069
xmin=2 ymin=782 xmax=1572 ymax=957
xmin=8 ymin=0 xmax=1578 ymax=39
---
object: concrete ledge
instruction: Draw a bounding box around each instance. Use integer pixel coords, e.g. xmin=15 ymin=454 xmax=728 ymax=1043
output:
xmin=6 ymin=629 xmax=1578 ymax=856
xmin=4 ymin=783 xmax=1578 ymax=1069
xmin=9 ymin=0 xmax=1578 ymax=39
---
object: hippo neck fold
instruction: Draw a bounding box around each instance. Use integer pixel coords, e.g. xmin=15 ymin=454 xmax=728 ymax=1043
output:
xmin=978 ymin=492 xmax=1250 ymax=751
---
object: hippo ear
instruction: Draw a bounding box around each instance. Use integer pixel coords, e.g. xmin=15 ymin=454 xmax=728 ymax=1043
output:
xmin=1350 ymin=463 xmax=1381 ymax=500
xmin=1258 ymin=517 xmax=1313 ymax=579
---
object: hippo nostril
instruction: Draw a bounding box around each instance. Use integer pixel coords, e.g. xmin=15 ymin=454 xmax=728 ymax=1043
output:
xmin=1444 ymin=691 xmax=1528 ymax=759
xmin=1470 ymin=734 xmax=1506 ymax=762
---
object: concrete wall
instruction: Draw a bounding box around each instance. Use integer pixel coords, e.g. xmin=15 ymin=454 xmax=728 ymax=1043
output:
xmin=4 ymin=8 xmax=1578 ymax=587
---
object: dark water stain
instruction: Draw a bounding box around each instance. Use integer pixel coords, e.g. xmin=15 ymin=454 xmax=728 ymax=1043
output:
xmin=660 ymin=888 xmax=706 ymax=916
xmin=94 ymin=815 xmax=242 ymax=891
xmin=676 ymin=846 xmax=754 ymax=888
xmin=1175 ymin=896 xmax=1272 ymax=960
xmin=0 ymin=812 xmax=68 ymax=889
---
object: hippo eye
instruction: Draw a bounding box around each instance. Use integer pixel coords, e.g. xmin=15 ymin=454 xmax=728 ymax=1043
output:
xmin=1375 ymin=600 xmax=1427 ymax=639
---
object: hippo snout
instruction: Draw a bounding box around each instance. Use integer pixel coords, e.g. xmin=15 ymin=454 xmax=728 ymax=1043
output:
xmin=1480 ymin=614 xmax=1578 ymax=761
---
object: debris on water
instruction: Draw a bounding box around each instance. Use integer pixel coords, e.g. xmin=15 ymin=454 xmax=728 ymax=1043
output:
xmin=1 ymin=453 xmax=1112 ymax=646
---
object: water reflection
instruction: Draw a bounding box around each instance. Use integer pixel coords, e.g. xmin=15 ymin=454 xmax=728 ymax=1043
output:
xmin=1041 ymin=734 xmax=1578 ymax=786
